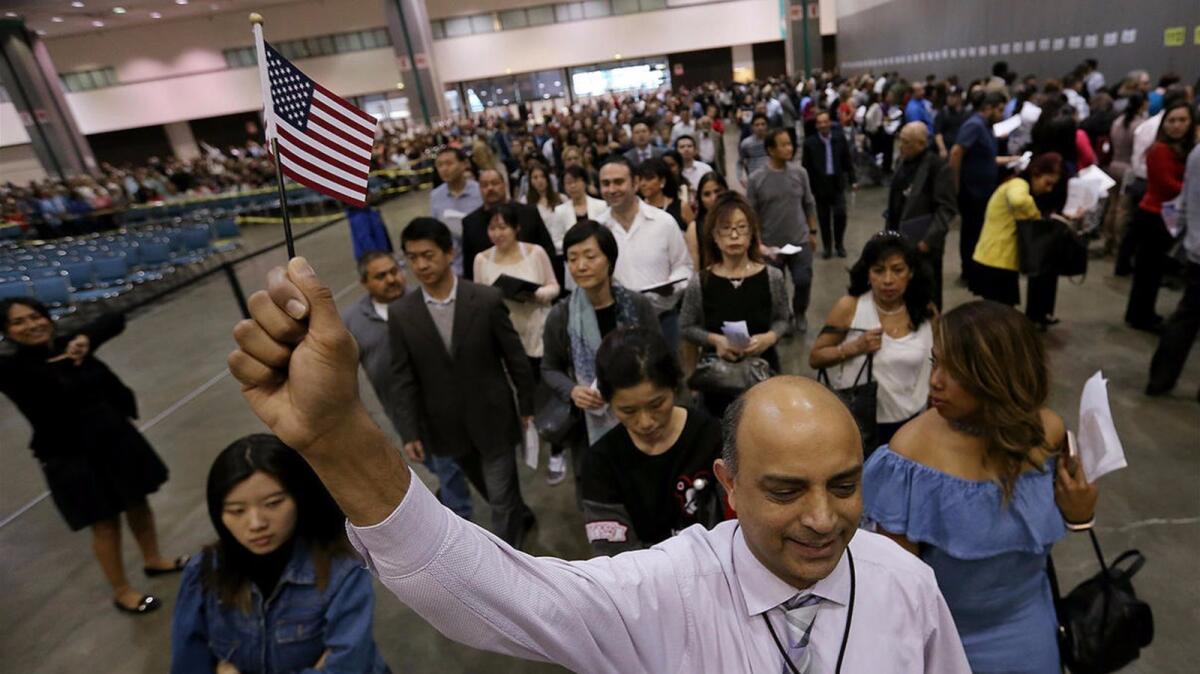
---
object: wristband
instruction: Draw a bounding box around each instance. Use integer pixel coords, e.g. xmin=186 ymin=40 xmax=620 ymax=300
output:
xmin=1065 ymin=517 xmax=1095 ymax=531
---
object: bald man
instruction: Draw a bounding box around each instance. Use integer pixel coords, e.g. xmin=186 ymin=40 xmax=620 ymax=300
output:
xmin=230 ymin=267 xmax=971 ymax=674
xmin=887 ymin=122 xmax=958 ymax=308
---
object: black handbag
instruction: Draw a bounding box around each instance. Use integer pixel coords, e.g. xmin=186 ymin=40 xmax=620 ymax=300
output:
xmin=533 ymin=382 xmax=575 ymax=445
xmin=1017 ymin=217 xmax=1089 ymax=277
xmin=817 ymin=355 xmax=877 ymax=454
xmin=1048 ymin=530 xmax=1154 ymax=674
xmin=688 ymin=355 xmax=773 ymax=396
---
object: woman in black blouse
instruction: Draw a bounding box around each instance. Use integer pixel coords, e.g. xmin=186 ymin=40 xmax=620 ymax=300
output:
xmin=680 ymin=192 xmax=791 ymax=417
xmin=581 ymin=327 xmax=726 ymax=555
xmin=636 ymin=157 xmax=693 ymax=231
xmin=0 ymin=299 xmax=185 ymax=614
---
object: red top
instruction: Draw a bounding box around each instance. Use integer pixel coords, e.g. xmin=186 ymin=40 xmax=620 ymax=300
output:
xmin=1075 ymin=129 xmax=1096 ymax=169
xmin=1140 ymin=142 xmax=1186 ymax=214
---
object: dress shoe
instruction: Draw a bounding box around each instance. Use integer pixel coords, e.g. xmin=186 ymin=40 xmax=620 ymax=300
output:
xmin=114 ymin=595 xmax=161 ymax=615
xmin=144 ymin=555 xmax=189 ymax=577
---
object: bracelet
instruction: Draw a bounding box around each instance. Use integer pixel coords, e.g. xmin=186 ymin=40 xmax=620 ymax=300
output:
xmin=1065 ymin=517 xmax=1095 ymax=531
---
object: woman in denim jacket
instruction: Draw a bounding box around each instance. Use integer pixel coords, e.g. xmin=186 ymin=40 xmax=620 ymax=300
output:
xmin=170 ymin=434 xmax=389 ymax=673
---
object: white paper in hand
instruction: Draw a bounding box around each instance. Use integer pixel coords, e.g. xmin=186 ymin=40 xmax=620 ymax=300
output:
xmin=441 ymin=209 xmax=466 ymax=238
xmin=722 ymin=320 xmax=752 ymax=349
xmin=1064 ymin=177 xmax=1101 ymax=215
xmin=520 ymin=423 xmax=540 ymax=470
xmin=777 ymin=243 xmax=804 ymax=255
xmin=1076 ymin=371 xmax=1127 ymax=482
xmin=993 ymin=115 xmax=1022 ymax=138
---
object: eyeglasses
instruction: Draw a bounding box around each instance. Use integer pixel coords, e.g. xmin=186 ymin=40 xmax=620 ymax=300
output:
xmin=716 ymin=224 xmax=751 ymax=237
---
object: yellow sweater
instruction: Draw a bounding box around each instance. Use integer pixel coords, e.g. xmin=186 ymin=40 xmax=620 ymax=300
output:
xmin=973 ymin=178 xmax=1043 ymax=271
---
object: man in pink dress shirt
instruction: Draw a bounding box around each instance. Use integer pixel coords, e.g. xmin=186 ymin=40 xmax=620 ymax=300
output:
xmin=228 ymin=257 xmax=971 ymax=674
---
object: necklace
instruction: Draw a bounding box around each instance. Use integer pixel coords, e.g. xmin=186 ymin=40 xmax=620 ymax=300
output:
xmin=719 ymin=260 xmax=753 ymax=289
xmin=949 ymin=419 xmax=988 ymax=437
xmin=874 ymin=300 xmax=906 ymax=315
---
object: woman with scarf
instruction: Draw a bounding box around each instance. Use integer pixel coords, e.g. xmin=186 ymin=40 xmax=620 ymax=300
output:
xmin=540 ymin=221 xmax=659 ymax=491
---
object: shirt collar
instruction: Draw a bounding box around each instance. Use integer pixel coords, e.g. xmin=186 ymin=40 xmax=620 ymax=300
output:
xmin=421 ymin=275 xmax=458 ymax=306
xmin=732 ymin=524 xmax=851 ymax=616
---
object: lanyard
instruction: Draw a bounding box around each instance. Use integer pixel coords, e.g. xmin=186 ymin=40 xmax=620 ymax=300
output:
xmin=762 ymin=547 xmax=856 ymax=674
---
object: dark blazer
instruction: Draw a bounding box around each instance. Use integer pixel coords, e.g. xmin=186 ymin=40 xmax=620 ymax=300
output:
xmin=623 ymin=145 xmax=664 ymax=167
xmin=802 ymin=131 xmax=857 ymax=196
xmin=388 ymin=280 xmax=534 ymax=458
xmin=893 ymin=149 xmax=959 ymax=252
xmin=461 ymin=201 xmax=558 ymax=282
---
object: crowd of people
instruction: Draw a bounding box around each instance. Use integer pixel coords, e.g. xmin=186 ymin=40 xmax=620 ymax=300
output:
xmin=3 ymin=55 xmax=1194 ymax=673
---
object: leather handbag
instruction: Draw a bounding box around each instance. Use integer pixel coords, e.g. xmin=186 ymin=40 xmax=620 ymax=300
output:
xmin=1016 ymin=217 xmax=1089 ymax=277
xmin=817 ymin=355 xmax=877 ymax=455
xmin=688 ymin=355 xmax=773 ymax=396
xmin=1048 ymin=530 xmax=1154 ymax=674
xmin=533 ymin=382 xmax=575 ymax=445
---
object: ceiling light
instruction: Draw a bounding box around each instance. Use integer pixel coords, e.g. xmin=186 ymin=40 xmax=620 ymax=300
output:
xmin=175 ymin=0 xmax=189 ymax=5
xmin=3 ymin=12 xmax=17 ymax=18
xmin=113 ymin=7 xmax=126 ymax=14
xmin=150 ymin=12 xmax=162 ymax=19
xmin=71 ymin=1 xmax=85 ymax=7
xmin=52 ymin=16 xmax=64 ymax=22
xmin=614 ymin=54 xmax=622 ymax=59
xmin=395 ymin=82 xmax=405 ymax=90
xmin=36 ymin=29 xmax=47 ymax=36
xmin=92 ymin=19 xmax=104 ymax=27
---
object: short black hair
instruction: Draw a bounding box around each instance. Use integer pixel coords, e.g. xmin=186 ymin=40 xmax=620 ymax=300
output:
xmin=631 ymin=117 xmax=653 ymax=131
xmin=401 ymin=217 xmax=453 ymax=253
xmin=764 ymin=127 xmax=791 ymax=150
xmin=0 ymin=297 xmax=47 ymax=334
xmin=562 ymin=164 xmax=589 ymax=183
xmin=599 ymin=153 xmax=635 ymax=178
xmin=979 ymin=91 xmax=1008 ymax=110
xmin=357 ymin=251 xmax=396 ymax=280
xmin=483 ymin=202 xmax=521 ymax=232
xmin=751 ymin=112 xmax=768 ymax=125
xmin=674 ymin=134 xmax=696 ymax=148
xmin=992 ymin=61 xmax=1009 ymax=77
xmin=595 ymin=327 xmax=682 ymax=401
xmin=562 ymin=220 xmax=618 ymax=275
xmin=435 ymin=146 xmax=467 ymax=162
xmin=636 ymin=157 xmax=679 ymax=198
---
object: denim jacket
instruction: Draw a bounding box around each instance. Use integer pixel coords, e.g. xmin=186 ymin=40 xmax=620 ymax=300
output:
xmin=170 ymin=543 xmax=389 ymax=674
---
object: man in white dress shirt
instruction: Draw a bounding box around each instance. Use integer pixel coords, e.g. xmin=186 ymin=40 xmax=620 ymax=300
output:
xmin=676 ymin=135 xmax=714 ymax=192
xmin=228 ymin=268 xmax=972 ymax=674
xmin=595 ymin=155 xmax=694 ymax=351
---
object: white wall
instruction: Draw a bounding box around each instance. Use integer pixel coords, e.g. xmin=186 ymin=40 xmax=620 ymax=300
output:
xmin=433 ymin=0 xmax=782 ymax=82
xmin=0 ymin=103 xmax=31 ymax=147
xmin=0 ymin=144 xmax=47 ymax=184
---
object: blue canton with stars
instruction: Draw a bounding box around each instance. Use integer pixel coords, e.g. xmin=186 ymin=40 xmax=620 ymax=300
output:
xmin=265 ymin=43 xmax=315 ymax=131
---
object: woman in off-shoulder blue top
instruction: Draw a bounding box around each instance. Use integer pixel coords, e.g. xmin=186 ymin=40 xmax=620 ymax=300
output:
xmin=862 ymin=301 xmax=1097 ymax=674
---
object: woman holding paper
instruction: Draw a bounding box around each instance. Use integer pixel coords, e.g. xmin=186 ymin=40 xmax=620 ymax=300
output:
xmin=680 ymin=193 xmax=790 ymax=417
xmin=1124 ymin=102 xmax=1196 ymax=332
xmin=473 ymin=203 xmax=560 ymax=362
xmin=862 ymin=300 xmax=1098 ymax=674
xmin=809 ymin=231 xmax=935 ymax=448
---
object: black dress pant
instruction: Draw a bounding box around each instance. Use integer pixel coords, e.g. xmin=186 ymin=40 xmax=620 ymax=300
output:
xmin=1025 ymin=273 xmax=1059 ymax=323
xmin=921 ymin=249 xmax=945 ymax=310
xmin=1125 ymin=208 xmax=1174 ymax=327
xmin=1115 ymin=178 xmax=1147 ymax=275
xmin=974 ymin=262 xmax=1021 ymax=306
xmin=815 ymin=188 xmax=848 ymax=252
xmin=958 ymin=192 xmax=989 ymax=291
xmin=1149 ymin=262 xmax=1200 ymax=393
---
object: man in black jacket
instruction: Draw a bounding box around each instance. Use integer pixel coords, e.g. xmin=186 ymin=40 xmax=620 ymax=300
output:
xmin=460 ymin=168 xmax=560 ymax=284
xmin=802 ymin=110 xmax=857 ymax=258
xmin=886 ymin=122 xmax=959 ymax=309
xmin=390 ymin=218 xmax=537 ymax=547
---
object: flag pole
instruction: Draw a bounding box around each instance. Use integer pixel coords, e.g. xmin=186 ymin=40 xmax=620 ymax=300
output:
xmin=251 ymin=13 xmax=296 ymax=259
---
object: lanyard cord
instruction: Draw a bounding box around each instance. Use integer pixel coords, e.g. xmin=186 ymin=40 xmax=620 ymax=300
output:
xmin=762 ymin=547 xmax=856 ymax=674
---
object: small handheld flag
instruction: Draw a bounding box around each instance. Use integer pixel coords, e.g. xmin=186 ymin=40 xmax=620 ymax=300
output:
xmin=250 ymin=13 xmax=377 ymax=257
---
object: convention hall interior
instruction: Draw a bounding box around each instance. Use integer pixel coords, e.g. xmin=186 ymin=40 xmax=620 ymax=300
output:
xmin=0 ymin=1 xmax=1197 ymax=673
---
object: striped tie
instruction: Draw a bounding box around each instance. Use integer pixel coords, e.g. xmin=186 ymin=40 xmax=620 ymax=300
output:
xmin=780 ymin=593 xmax=823 ymax=674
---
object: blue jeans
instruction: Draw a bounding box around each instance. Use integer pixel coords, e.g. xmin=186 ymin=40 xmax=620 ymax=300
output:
xmin=423 ymin=453 xmax=473 ymax=520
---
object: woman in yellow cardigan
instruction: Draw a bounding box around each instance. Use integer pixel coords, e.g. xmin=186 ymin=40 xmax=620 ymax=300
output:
xmin=972 ymin=153 xmax=1064 ymax=310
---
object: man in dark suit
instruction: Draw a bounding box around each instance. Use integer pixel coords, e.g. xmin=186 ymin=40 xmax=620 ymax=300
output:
xmin=461 ymin=168 xmax=560 ymax=284
xmin=886 ymin=122 xmax=959 ymax=309
xmin=390 ymin=218 xmax=536 ymax=547
xmin=802 ymin=110 xmax=857 ymax=258
xmin=622 ymin=118 xmax=664 ymax=167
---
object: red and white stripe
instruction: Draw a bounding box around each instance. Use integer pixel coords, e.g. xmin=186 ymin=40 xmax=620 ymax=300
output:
xmin=271 ymin=84 xmax=375 ymax=207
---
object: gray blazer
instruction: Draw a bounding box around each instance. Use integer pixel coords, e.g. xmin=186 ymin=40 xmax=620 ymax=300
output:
xmin=388 ymin=280 xmax=534 ymax=457
xmin=896 ymin=149 xmax=959 ymax=253
xmin=342 ymin=293 xmax=404 ymax=434
xmin=679 ymin=266 xmax=791 ymax=348
xmin=540 ymin=291 xmax=660 ymax=403
xmin=623 ymin=145 xmax=664 ymax=167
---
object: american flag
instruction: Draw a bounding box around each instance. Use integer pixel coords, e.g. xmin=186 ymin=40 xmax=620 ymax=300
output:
xmin=259 ymin=41 xmax=376 ymax=207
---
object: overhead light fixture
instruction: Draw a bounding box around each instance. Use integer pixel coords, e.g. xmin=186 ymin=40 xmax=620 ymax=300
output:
xmin=150 ymin=12 xmax=162 ymax=19
xmin=71 ymin=1 xmax=85 ymax=7
xmin=175 ymin=0 xmax=189 ymax=5
xmin=614 ymin=54 xmax=622 ymax=59
xmin=395 ymin=82 xmax=405 ymax=90
xmin=52 ymin=16 xmax=64 ymax=22
xmin=113 ymin=7 xmax=126 ymax=14
xmin=3 ymin=12 xmax=17 ymax=18
xmin=36 ymin=29 xmax=47 ymax=36
xmin=504 ymin=68 xmax=512 ymax=74
xmin=92 ymin=19 xmax=104 ymax=27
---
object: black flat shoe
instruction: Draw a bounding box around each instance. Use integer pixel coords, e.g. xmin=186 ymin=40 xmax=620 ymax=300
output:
xmin=144 ymin=555 xmax=189 ymax=577
xmin=113 ymin=595 xmax=161 ymax=615
xmin=836 ymin=247 xmax=847 ymax=258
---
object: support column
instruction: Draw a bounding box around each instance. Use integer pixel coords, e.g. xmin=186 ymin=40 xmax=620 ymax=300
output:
xmin=383 ymin=0 xmax=448 ymax=125
xmin=0 ymin=17 xmax=95 ymax=180
xmin=783 ymin=0 xmax=822 ymax=77
xmin=163 ymin=121 xmax=200 ymax=162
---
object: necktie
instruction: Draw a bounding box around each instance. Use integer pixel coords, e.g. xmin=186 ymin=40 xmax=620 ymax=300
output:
xmin=823 ymin=136 xmax=834 ymax=175
xmin=780 ymin=593 xmax=823 ymax=673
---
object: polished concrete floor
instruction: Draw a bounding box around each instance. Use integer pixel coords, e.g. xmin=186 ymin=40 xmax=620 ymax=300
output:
xmin=2 ymin=177 xmax=1198 ymax=673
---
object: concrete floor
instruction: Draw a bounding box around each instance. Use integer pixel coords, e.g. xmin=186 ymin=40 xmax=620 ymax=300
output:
xmin=2 ymin=177 xmax=1198 ymax=673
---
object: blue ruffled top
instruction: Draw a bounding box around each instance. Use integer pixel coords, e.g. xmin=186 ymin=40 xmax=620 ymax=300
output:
xmin=863 ymin=446 xmax=1066 ymax=674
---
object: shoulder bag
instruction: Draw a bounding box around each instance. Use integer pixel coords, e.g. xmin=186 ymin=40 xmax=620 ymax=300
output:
xmin=688 ymin=355 xmax=773 ymax=396
xmin=817 ymin=353 xmax=877 ymax=454
xmin=533 ymin=382 xmax=575 ymax=445
xmin=1016 ymin=217 xmax=1089 ymax=278
xmin=1048 ymin=529 xmax=1154 ymax=674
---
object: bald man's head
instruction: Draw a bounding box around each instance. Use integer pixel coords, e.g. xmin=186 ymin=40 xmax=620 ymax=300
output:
xmin=715 ymin=376 xmax=863 ymax=590
xmin=897 ymin=122 xmax=930 ymax=160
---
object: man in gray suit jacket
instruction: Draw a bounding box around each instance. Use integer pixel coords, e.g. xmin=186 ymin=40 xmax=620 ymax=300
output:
xmin=342 ymin=251 xmax=475 ymax=520
xmin=623 ymin=118 xmax=664 ymax=167
xmin=886 ymin=122 xmax=959 ymax=309
xmin=390 ymin=218 xmax=536 ymax=547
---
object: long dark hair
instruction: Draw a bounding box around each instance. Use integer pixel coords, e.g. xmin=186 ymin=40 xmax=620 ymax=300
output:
xmin=1121 ymin=92 xmax=1146 ymax=128
xmin=526 ymin=163 xmax=562 ymax=209
xmin=1155 ymin=102 xmax=1197 ymax=158
xmin=847 ymin=231 xmax=933 ymax=327
xmin=200 ymin=434 xmax=352 ymax=610
xmin=0 ymin=298 xmax=50 ymax=335
xmin=637 ymin=157 xmax=679 ymax=200
xmin=694 ymin=171 xmax=729 ymax=235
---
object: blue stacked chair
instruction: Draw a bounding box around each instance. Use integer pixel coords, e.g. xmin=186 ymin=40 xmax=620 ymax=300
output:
xmin=0 ymin=278 xmax=30 ymax=300
xmin=57 ymin=257 xmax=94 ymax=290
xmin=210 ymin=218 xmax=242 ymax=253
xmin=31 ymin=273 xmax=75 ymax=317
xmin=74 ymin=253 xmax=132 ymax=302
